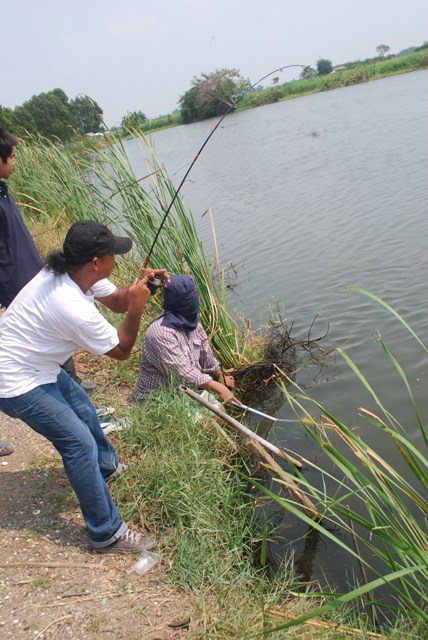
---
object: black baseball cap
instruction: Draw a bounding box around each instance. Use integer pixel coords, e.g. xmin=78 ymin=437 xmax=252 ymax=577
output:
xmin=63 ymin=220 xmax=133 ymax=265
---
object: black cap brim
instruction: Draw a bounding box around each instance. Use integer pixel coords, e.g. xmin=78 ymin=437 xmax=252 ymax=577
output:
xmin=111 ymin=236 xmax=133 ymax=255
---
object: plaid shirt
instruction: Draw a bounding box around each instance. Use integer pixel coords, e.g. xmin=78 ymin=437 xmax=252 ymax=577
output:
xmin=134 ymin=317 xmax=220 ymax=400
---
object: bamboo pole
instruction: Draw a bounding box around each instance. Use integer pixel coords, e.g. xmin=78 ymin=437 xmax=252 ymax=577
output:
xmin=180 ymin=386 xmax=318 ymax=519
xmin=0 ymin=562 xmax=122 ymax=571
xmin=180 ymin=385 xmax=303 ymax=469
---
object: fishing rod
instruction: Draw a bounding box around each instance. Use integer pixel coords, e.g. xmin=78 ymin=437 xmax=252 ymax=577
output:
xmin=143 ymin=63 xmax=305 ymax=270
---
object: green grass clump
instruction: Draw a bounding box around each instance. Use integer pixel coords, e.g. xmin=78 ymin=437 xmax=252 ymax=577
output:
xmin=112 ymin=390 xmax=257 ymax=589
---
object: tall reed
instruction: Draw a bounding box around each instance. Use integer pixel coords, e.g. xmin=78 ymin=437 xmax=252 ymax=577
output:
xmin=11 ymin=132 xmax=262 ymax=368
xmin=253 ymin=288 xmax=428 ymax=633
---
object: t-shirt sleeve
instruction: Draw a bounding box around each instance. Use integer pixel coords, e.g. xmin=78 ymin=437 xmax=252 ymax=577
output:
xmin=91 ymin=278 xmax=117 ymax=298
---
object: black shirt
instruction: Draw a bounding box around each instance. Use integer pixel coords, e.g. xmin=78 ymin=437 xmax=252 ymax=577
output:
xmin=0 ymin=180 xmax=43 ymax=307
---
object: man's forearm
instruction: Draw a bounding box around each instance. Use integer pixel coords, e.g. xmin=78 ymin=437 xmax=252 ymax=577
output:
xmin=114 ymin=287 xmax=132 ymax=312
xmin=96 ymin=286 xmax=130 ymax=313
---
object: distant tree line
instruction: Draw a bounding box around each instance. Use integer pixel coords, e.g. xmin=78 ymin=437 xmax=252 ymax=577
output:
xmin=299 ymin=45 xmax=398 ymax=80
xmin=2 ymin=40 xmax=427 ymax=141
xmin=0 ymin=90 xmax=103 ymax=142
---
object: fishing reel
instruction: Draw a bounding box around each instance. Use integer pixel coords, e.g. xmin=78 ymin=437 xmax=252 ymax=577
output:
xmin=147 ymin=275 xmax=166 ymax=296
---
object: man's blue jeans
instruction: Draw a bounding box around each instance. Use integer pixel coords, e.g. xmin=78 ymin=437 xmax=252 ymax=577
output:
xmin=0 ymin=369 xmax=127 ymax=546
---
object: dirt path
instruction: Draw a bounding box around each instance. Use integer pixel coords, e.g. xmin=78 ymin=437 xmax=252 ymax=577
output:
xmin=0 ymin=412 xmax=193 ymax=640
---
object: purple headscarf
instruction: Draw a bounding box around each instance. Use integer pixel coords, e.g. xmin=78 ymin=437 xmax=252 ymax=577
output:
xmin=160 ymin=275 xmax=199 ymax=331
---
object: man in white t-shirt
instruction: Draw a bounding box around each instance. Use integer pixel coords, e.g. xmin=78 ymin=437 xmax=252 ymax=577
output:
xmin=0 ymin=220 xmax=168 ymax=554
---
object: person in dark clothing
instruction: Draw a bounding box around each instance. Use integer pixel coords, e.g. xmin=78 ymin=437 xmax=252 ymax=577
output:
xmin=0 ymin=127 xmax=95 ymax=391
xmin=0 ymin=130 xmax=44 ymax=306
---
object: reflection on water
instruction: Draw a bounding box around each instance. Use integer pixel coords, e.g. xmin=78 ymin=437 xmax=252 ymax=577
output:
xmin=295 ymin=525 xmax=321 ymax=586
xmin=124 ymin=71 xmax=428 ymax=593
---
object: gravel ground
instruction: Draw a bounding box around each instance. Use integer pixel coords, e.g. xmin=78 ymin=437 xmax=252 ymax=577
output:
xmin=0 ymin=413 xmax=193 ymax=640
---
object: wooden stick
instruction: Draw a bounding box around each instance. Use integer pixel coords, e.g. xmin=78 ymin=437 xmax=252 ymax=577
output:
xmin=247 ymin=439 xmax=318 ymax=519
xmin=42 ymin=592 xmax=123 ymax=608
xmin=0 ymin=561 xmax=122 ymax=571
xmin=34 ymin=615 xmax=72 ymax=640
xmin=180 ymin=385 xmax=303 ymax=469
xmin=267 ymin=611 xmax=383 ymax=638
xmin=207 ymin=417 xmax=238 ymax=451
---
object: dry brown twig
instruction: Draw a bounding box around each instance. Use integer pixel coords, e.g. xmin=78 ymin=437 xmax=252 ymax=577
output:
xmin=33 ymin=615 xmax=73 ymax=640
xmin=267 ymin=610 xmax=383 ymax=638
xmin=0 ymin=561 xmax=123 ymax=571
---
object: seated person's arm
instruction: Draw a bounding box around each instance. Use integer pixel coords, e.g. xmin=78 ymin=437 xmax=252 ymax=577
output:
xmin=199 ymin=328 xmax=235 ymax=391
xmin=211 ymin=369 xmax=235 ymax=389
xmin=200 ymin=378 xmax=238 ymax=404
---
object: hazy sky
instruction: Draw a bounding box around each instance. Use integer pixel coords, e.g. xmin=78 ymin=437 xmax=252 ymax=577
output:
xmin=4 ymin=0 xmax=427 ymax=126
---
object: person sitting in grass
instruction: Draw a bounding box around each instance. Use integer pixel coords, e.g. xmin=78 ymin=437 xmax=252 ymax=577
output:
xmin=134 ymin=274 xmax=237 ymax=405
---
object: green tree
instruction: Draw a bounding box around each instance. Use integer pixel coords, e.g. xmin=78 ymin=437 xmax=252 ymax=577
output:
xmin=316 ymin=59 xmax=333 ymax=76
xmin=9 ymin=105 xmax=37 ymax=137
xmin=179 ymin=86 xmax=198 ymax=124
xmin=376 ymin=44 xmax=391 ymax=58
xmin=300 ymin=65 xmax=317 ymax=79
xmin=71 ymin=95 xmax=103 ymax=134
xmin=0 ymin=106 xmax=14 ymax=131
xmin=50 ymin=88 xmax=70 ymax=106
xmin=121 ymin=110 xmax=147 ymax=130
xmin=23 ymin=90 xmax=78 ymax=141
xmin=179 ymin=68 xmax=251 ymax=123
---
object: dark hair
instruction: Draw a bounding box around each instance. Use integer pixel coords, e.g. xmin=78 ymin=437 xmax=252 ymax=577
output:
xmin=0 ymin=127 xmax=17 ymax=163
xmin=45 ymin=251 xmax=85 ymax=276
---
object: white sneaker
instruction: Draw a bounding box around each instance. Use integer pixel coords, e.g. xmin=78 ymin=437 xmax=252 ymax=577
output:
xmin=101 ymin=417 xmax=131 ymax=435
xmin=96 ymin=406 xmax=116 ymax=418
xmin=95 ymin=529 xmax=157 ymax=554
xmin=106 ymin=462 xmax=128 ymax=483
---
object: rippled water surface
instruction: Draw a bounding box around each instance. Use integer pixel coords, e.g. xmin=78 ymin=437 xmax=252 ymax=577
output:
xmin=125 ymin=71 xmax=428 ymax=587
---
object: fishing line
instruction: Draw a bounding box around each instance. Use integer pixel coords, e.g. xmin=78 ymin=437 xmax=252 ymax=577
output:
xmin=143 ymin=63 xmax=305 ymax=267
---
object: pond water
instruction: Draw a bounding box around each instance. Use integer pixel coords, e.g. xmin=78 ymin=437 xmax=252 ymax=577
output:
xmin=124 ymin=70 xmax=428 ymax=593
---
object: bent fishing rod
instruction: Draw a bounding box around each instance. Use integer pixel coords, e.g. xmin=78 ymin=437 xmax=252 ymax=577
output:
xmin=143 ymin=63 xmax=305 ymax=269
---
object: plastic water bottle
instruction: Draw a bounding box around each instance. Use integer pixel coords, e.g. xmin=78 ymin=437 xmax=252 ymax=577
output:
xmin=133 ymin=551 xmax=161 ymax=575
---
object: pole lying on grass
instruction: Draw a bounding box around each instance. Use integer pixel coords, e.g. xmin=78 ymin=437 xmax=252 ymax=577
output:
xmin=180 ymin=386 xmax=320 ymax=519
xmin=179 ymin=385 xmax=303 ymax=469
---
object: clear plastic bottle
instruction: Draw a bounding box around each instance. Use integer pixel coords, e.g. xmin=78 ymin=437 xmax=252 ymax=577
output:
xmin=133 ymin=550 xmax=161 ymax=575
